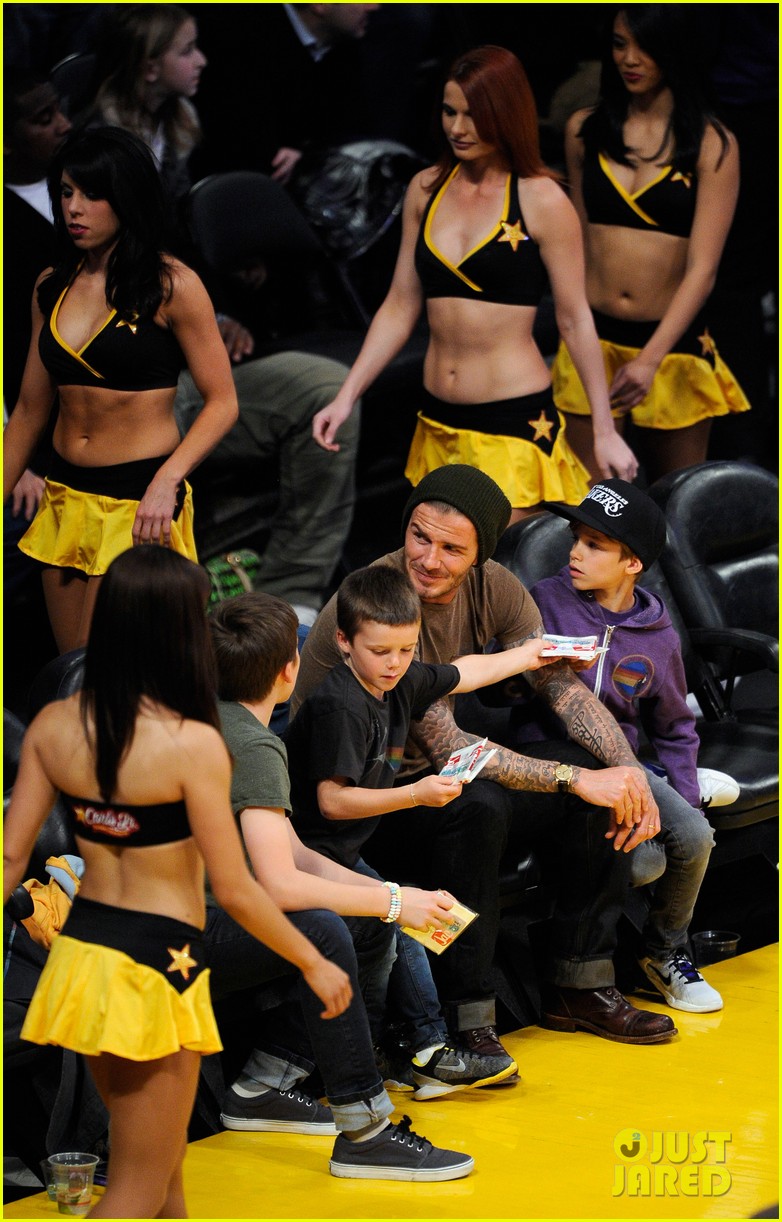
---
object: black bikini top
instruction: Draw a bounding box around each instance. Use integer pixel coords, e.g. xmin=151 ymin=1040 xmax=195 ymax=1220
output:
xmin=582 ymin=151 xmax=697 ymax=239
xmin=63 ymin=793 xmax=191 ymax=846
xmin=414 ymin=165 xmax=549 ymax=306
xmin=38 ymin=271 xmax=184 ymax=391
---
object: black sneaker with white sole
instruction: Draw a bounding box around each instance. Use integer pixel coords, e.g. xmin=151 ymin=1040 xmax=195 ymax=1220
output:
xmin=329 ymin=1115 xmax=474 ymax=1182
xmin=220 ymin=1085 xmax=337 ymax=1134
xmin=412 ymin=1043 xmax=518 ymax=1100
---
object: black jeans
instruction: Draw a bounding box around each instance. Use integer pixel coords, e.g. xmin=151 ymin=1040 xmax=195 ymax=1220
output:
xmin=365 ymin=743 xmax=631 ymax=1018
xmin=204 ymin=906 xmax=391 ymax=1125
xmin=364 ymin=775 xmax=512 ymax=1021
xmin=500 ymin=742 xmax=632 ymax=989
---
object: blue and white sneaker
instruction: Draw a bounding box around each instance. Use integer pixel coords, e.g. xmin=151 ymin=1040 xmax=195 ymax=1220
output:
xmin=640 ymin=950 xmax=724 ymax=1013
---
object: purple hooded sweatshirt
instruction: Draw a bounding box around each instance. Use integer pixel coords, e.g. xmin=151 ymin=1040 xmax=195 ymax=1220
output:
xmin=518 ymin=567 xmax=701 ymax=810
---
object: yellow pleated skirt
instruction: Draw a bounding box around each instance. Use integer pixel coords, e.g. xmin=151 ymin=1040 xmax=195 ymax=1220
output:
xmin=404 ymin=388 xmax=590 ymax=508
xmin=21 ymin=897 xmax=222 ymax=1061
xmin=553 ymin=313 xmax=751 ymax=431
xmin=19 ymin=478 xmax=197 ymax=576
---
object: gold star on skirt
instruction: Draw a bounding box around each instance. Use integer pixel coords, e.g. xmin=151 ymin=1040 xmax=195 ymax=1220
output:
xmin=528 ymin=410 xmax=555 ymax=442
xmin=167 ymin=943 xmax=198 ymax=981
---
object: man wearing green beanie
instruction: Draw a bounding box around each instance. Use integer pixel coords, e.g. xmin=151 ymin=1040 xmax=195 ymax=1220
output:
xmin=292 ymin=465 xmax=673 ymax=1073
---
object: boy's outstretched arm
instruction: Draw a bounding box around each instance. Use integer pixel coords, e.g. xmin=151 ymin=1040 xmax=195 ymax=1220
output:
xmin=450 ymin=631 xmax=555 ymax=692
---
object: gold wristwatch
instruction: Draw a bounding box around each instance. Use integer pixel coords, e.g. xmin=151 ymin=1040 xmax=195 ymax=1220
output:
xmin=554 ymin=763 xmax=575 ymax=794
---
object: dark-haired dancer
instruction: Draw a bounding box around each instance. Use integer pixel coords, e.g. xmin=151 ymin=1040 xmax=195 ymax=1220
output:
xmin=2 ymin=126 xmax=237 ymax=653
xmin=554 ymin=5 xmax=748 ymax=481
xmin=3 ymin=547 xmax=350 ymax=1218
xmin=313 ymin=44 xmax=636 ymax=519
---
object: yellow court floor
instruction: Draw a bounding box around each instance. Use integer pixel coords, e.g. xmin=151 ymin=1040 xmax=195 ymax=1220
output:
xmin=5 ymin=944 xmax=778 ymax=1221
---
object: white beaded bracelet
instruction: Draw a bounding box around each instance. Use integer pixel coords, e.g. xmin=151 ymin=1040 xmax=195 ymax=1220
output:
xmin=381 ymin=880 xmax=402 ymax=923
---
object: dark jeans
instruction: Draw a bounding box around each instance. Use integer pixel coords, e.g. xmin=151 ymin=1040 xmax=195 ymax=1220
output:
xmin=204 ymin=905 xmax=391 ymax=1130
xmin=352 ymin=859 xmax=447 ymax=1052
xmin=365 ymin=743 xmax=631 ymax=1024
xmin=365 ymin=775 xmax=513 ymax=1028
xmin=501 ymin=742 xmax=632 ymax=989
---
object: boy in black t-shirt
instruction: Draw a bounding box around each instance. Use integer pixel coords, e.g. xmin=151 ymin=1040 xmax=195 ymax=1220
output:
xmin=286 ymin=565 xmax=552 ymax=863
xmin=285 ymin=564 xmax=553 ymax=1087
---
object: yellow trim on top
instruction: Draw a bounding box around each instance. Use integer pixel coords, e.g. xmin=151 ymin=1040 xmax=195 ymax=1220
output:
xmin=423 ymin=165 xmax=512 ymax=293
xmin=50 ymin=275 xmax=115 ymax=380
xmin=597 ymin=152 xmax=672 ymax=227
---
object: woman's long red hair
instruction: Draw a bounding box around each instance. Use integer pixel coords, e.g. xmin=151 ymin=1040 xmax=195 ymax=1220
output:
xmin=430 ymin=45 xmax=557 ymax=193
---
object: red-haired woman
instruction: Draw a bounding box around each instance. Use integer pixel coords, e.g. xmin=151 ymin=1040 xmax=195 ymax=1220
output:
xmin=312 ymin=45 xmax=636 ymax=521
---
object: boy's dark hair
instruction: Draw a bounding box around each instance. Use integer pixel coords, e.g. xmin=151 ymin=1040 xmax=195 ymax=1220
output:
xmin=209 ymin=592 xmax=298 ymax=703
xmin=337 ymin=565 xmax=421 ymax=643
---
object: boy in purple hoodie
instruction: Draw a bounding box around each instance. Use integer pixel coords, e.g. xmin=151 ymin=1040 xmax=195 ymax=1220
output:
xmin=519 ymin=479 xmax=722 ymax=1014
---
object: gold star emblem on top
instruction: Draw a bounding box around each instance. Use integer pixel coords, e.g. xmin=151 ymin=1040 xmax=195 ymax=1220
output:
xmin=528 ymin=411 xmax=554 ymax=442
xmin=117 ymin=314 xmax=139 ymax=334
xmin=498 ymin=220 xmax=528 ymax=252
xmin=670 ymin=171 xmax=693 ymax=188
xmin=698 ymin=328 xmax=716 ymax=357
xmin=167 ymin=943 xmax=198 ymax=981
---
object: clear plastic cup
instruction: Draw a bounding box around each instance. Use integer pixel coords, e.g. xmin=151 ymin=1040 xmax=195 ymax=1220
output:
xmin=39 ymin=1158 xmax=58 ymax=1201
xmin=48 ymin=1152 xmax=100 ymax=1216
xmin=690 ymin=930 xmax=741 ymax=967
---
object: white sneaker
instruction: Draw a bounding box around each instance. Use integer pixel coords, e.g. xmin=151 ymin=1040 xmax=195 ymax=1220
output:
xmin=697 ymin=767 xmax=740 ymax=808
xmin=640 ymin=950 xmax=723 ymax=1013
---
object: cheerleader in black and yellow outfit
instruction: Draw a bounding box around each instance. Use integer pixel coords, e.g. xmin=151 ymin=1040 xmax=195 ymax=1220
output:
xmin=2 ymin=126 xmax=238 ymax=656
xmin=556 ymin=6 xmax=748 ymax=483
xmin=310 ymin=46 xmax=638 ymax=525
xmin=3 ymin=547 xmax=351 ymax=1220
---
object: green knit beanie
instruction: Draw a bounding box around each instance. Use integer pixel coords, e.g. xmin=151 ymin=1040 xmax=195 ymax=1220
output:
xmin=401 ymin=465 xmax=512 ymax=565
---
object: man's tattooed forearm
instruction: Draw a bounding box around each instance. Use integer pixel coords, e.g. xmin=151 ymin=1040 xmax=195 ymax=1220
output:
xmin=570 ymin=709 xmax=604 ymax=757
xmin=410 ymin=699 xmax=560 ymax=793
xmin=532 ymin=666 xmax=638 ymax=767
xmin=409 ymin=699 xmax=479 ymax=770
xmin=482 ymin=746 xmax=559 ymax=792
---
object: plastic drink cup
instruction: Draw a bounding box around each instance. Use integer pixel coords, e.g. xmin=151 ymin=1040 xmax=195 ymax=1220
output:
xmin=39 ymin=1159 xmax=58 ymax=1201
xmin=690 ymin=930 xmax=741 ymax=967
xmin=48 ymin=1152 xmax=100 ymax=1216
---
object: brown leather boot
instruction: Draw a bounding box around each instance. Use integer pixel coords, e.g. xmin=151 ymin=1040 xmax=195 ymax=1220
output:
xmin=540 ymin=985 xmax=677 ymax=1044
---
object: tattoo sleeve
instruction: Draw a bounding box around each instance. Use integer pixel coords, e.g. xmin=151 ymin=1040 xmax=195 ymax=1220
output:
xmin=409 ymin=698 xmax=565 ymax=794
xmin=525 ymin=662 xmax=640 ymax=768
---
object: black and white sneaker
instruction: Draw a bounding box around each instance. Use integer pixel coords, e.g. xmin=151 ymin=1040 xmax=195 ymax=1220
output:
xmin=374 ymin=1042 xmax=416 ymax=1092
xmin=330 ymin=1115 xmax=474 ymax=1182
xmin=220 ymin=1085 xmax=337 ymax=1134
xmin=412 ymin=1043 xmax=518 ymax=1100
